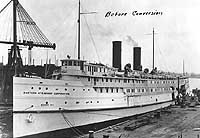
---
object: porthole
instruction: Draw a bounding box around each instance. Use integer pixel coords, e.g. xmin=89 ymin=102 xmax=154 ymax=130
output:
xmin=65 ymin=88 xmax=67 ymax=91
xmin=56 ymin=88 xmax=58 ymax=90
xmin=46 ymin=101 xmax=48 ymax=104
xmin=76 ymin=101 xmax=79 ymax=104
xmin=97 ymin=101 xmax=99 ymax=103
xmin=46 ymin=87 xmax=48 ymax=90
xmin=73 ymin=89 xmax=75 ymax=91
xmin=65 ymin=101 xmax=67 ymax=104
xmin=31 ymin=87 xmax=34 ymax=89
xmin=39 ymin=87 xmax=41 ymax=90
xmin=112 ymin=99 xmax=114 ymax=101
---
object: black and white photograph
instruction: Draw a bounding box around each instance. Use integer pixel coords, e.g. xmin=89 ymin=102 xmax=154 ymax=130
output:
xmin=0 ymin=0 xmax=200 ymax=138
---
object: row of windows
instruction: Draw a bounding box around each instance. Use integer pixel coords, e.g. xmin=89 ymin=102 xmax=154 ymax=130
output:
xmin=150 ymin=80 xmax=175 ymax=84
xmin=88 ymin=77 xmax=175 ymax=84
xmin=94 ymin=87 xmax=171 ymax=93
xmin=62 ymin=99 xmax=114 ymax=105
xmin=62 ymin=60 xmax=83 ymax=66
xmin=87 ymin=65 xmax=106 ymax=73
xmin=88 ymin=77 xmax=147 ymax=84
xmin=31 ymin=87 xmax=90 ymax=92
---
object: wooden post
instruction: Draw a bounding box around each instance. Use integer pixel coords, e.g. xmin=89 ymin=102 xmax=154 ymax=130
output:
xmin=103 ymin=135 xmax=109 ymax=138
xmin=88 ymin=130 xmax=94 ymax=138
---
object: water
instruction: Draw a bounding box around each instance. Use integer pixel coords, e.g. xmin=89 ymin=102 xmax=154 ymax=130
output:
xmin=189 ymin=78 xmax=200 ymax=91
xmin=0 ymin=106 xmax=12 ymax=138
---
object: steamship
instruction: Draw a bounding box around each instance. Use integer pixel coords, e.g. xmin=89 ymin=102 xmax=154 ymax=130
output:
xmin=13 ymin=44 xmax=189 ymax=138
xmin=13 ymin=2 xmax=189 ymax=138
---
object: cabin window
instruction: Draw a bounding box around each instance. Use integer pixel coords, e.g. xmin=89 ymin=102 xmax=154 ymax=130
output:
xmin=31 ymin=87 xmax=34 ymax=89
xmin=110 ymin=79 xmax=112 ymax=82
xmin=65 ymin=101 xmax=67 ymax=104
xmin=112 ymin=99 xmax=114 ymax=101
xmin=40 ymin=82 xmax=43 ymax=84
xmin=73 ymin=89 xmax=75 ymax=91
xmin=106 ymin=78 xmax=108 ymax=82
xmin=111 ymin=88 xmax=113 ymax=93
xmin=127 ymin=89 xmax=130 ymax=93
xmin=116 ymin=88 xmax=118 ymax=93
xmin=65 ymin=88 xmax=67 ymax=91
xmin=106 ymin=88 xmax=109 ymax=93
xmin=88 ymin=77 xmax=90 ymax=81
xmin=83 ymin=89 xmax=85 ymax=91
xmin=131 ymin=89 xmax=135 ymax=93
xmin=104 ymin=68 xmax=105 ymax=72
xmin=97 ymin=101 xmax=99 ymax=103
xmin=39 ymin=87 xmax=41 ymax=90
xmin=124 ymin=79 xmax=127 ymax=83
xmin=102 ymin=78 xmax=104 ymax=82
xmin=69 ymin=61 xmax=72 ymax=66
xmin=128 ymin=80 xmax=130 ymax=83
xmin=56 ymin=88 xmax=58 ymax=91
xmin=90 ymin=101 xmax=92 ymax=103
xmin=94 ymin=88 xmax=97 ymax=91
xmin=142 ymin=89 xmax=144 ymax=92
xmin=119 ymin=79 xmax=120 ymax=83
xmin=46 ymin=87 xmax=48 ymax=90
xmin=100 ymin=68 xmax=102 ymax=72
xmin=76 ymin=101 xmax=80 ymax=104
xmin=46 ymin=101 xmax=48 ymax=104
xmin=132 ymin=80 xmax=134 ymax=83
xmin=138 ymin=89 xmax=140 ymax=92
xmin=100 ymin=88 xmax=103 ymax=93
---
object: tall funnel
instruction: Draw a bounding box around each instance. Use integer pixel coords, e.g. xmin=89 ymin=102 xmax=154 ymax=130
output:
xmin=112 ymin=41 xmax=121 ymax=71
xmin=133 ymin=47 xmax=142 ymax=71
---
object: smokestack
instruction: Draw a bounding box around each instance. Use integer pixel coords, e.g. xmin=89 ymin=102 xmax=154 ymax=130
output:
xmin=112 ymin=41 xmax=121 ymax=71
xmin=133 ymin=47 xmax=142 ymax=71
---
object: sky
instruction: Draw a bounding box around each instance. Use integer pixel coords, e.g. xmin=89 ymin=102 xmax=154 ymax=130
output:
xmin=0 ymin=0 xmax=200 ymax=74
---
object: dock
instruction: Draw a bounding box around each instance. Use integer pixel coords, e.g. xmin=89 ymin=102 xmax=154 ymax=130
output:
xmin=82 ymin=105 xmax=200 ymax=138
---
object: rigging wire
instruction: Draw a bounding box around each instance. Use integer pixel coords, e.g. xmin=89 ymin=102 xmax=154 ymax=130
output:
xmin=60 ymin=110 xmax=84 ymax=137
xmin=0 ymin=0 xmax=12 ymax=15
xmin=81 ymin=5 xmax=101 ymax=63
xmin=155 ymin=36 xmax=171 ymax=72
xmin=82 ymin=14 xmax=101 ymax=63
xmin=73 ymin=20 xmax=77 ymax=58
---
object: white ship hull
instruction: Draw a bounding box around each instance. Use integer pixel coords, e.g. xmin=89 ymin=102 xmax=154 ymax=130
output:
xmin=14 ymin=101 xmax=173 ymax=137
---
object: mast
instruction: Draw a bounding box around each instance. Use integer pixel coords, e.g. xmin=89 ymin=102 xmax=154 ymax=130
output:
xmin=183 ymin=60 xmax=185 ymax=75
xmin=77 ymin=0 xmax=81 ymax=60
xmin=13 ymin=0 xmax=17 ymax=74
xmin=153 ymin=28 xmax=155 ymax=70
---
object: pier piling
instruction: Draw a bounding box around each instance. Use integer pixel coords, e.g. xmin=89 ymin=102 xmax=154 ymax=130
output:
xmin=103 ymin=134 xmax=109 ymax=138
xmin=88 ymin=130 xmax=94 ymax=138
